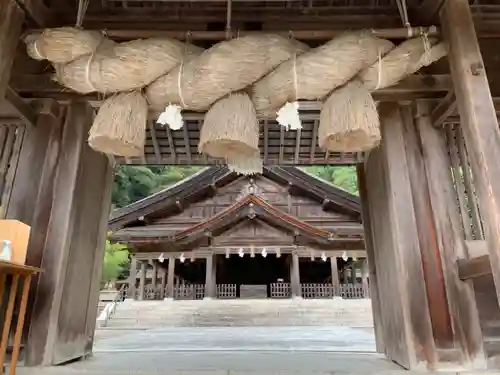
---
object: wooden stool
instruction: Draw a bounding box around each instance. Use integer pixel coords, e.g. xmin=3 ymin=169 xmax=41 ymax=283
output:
xmin=0 ymin=261 xmax=40 ymax=375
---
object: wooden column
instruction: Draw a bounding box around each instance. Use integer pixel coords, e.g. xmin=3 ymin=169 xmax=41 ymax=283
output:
xmin=440 ymin=0 xmax=500 ymax=307
xmin=290 ymin=252 xmax=301 ymax=298
xmin=24 ymin=102 xmax=114 ymax=366
xmin=330 ymin=256 xmax=340 ymax=296
xmin=414 ymin=100 xmax=485 ymax=367
xmin=205 ymin=254 xmax=216 ymax=298
xmin=399 ymin=103 xmax=455 ymax=351
xmin=0 ymin=0 xmax=24 ymax=100
xmin=128 ymin=256 xmax=137 ymax=299
xmin=361 ymin=259 xmax=369 ymax=298
xmin=138 ymin=261 xmax=146 ymax=301
xmin=166 ymin=257 xmax=175 ymax=299
xmin=159 ymin=269 xmax=167 ymax=299
xmin=362 ymin=103 xmax=437 ymax=369
xmin=357 ymin=164 xmax=385 ymax=354
xmin=151 ymin=260 xmax=158 ymax=299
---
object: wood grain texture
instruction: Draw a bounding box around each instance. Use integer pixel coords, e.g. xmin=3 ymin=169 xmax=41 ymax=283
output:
xmin=441 ymin=0 xmax=500 ymax=309
xmin=415 ymin=100 xmax=486 ymax=368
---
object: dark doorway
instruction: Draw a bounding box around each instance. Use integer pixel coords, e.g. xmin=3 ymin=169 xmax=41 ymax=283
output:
xmin=216 ymin=254 xmax=290 ymax=297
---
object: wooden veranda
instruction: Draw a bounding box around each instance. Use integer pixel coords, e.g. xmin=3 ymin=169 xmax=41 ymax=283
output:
xmin=2 ymin=0 xmax=500 ymax=372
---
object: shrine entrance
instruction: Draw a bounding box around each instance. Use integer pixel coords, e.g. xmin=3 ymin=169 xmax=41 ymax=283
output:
xmin=3 ymin=0 xmax=500 ymax=372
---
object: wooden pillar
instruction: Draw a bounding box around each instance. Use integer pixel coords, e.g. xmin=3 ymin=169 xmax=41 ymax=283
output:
xmin=138 ymin=261 xmax=146 ymax=301
xmin=205 ymin=254 xmax=216 ymax=298
xmin=330 ymin=256 xmax=340 ymax=296
xmin=159 ymin=269 xmax=167 ymax=299
xmin=166 ymin=257 xmax=175 ymax=299
xmin=361 ymin=259 xmax=369 ymax=298
xmin=151 ymin=260 xmax=158 ymax=299
xmin=357 ymin=164 xmax=385 ymax=354
xmin=290 ymin=252 xmax=301 ymax=298
xmin=440 ymin=0 xmax=500 ymax=307
xmin=24 ymin=102 xmax=114 ymax=366
xmin=414 ymin=100 xmax=485 ymax=367
xmin=362 ymin=103 xmax=437 ymax=369
xmin=128 ymin=256 xmax=137 ymax=299
xmin=0 ymin=0 xmax=24 ymax=100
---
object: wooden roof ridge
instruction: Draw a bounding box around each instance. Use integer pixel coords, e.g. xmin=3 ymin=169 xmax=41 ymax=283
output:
xmin=263 ymin=166 xmax=361 ymax=216
xmin=110 ymin=194 xmax=339 ymax=245
xmin=108 ymin=166 xmax=227 ymax=228
xmin=109 ymin=165 xmax=362 ymax=230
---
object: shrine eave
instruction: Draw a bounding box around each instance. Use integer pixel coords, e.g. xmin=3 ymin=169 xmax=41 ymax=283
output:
xmin=108 ymin=166 xmax=362 ymax=230
xmin=109 ymin=194 xmax=359 ymax=246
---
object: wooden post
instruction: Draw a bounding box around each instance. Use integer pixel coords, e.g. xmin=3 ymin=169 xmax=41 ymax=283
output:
xmin=151 ymin=259 xmax=158 ymax=299
xmin=205 ymin=254 xmax=216 ymax=298
xmin=128 ymin=256 xmax=137 ymax=299
xmin=138 ymin=261 xmax=146 ymax=301
xmin=357 ymin=164 xmax=385 ymax=354
xmin=330 ymin=256 xmax=340 ymax=296
xmin=166 ymin=257 xmax=175 ymax=299
xmin=23 ymin=102 xmax=114 ymax=366
xmin=290 ymin=252 xmax=301 ymax=298
xmin=440 ymin=0 xmax=500 ymax=307
xmin=0 ymin=0 xmax=24 ymax=100
xmin=399 ymin=103 xmax=455 ymax=350
xmin=362 ymin=103 xmax=437 ymax=369
xmin=414 ymin=100 xmax=486 ymax=367
xmin=159 ymin=269 xmax=167 ymax=299
xmin=361 ymin=259 xmax=369 ymax=298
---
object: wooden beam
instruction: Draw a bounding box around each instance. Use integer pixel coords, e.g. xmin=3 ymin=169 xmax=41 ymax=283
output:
xmin=14 ymin=0 xmax=52 ymax=27
xmin=431 ymin=92 xmax=457 ymax=127
xmin=0 ymin=0 xmax=24 ymax=102
xmin=458 ymin=255 xmax=492 ymax=280
xmin=5 ymin=87 xmax=37 ymax=128
xmin=26 ymin=27 xmax=440 ymax=42
xmin=440 ymin=0 xmax=500 ymax=307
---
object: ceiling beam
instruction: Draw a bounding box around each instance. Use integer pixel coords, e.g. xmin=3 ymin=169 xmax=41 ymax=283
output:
xmin=14 ymin=0 xmax=52 ymax=27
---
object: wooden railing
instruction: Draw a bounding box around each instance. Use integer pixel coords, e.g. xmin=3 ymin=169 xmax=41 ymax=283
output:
xmin=174 ymin=284 xmax=205 ymax=300
xmin=217 ymin=284 xmax=237 ymax=299
xmin=270 ymin=283 xmax=291 ymax=298
xmin=302 ymin=283 xmax=367 ymax=299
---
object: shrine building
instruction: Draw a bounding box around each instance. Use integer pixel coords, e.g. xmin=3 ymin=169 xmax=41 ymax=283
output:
xmin=109 ymin=166 xmax=369 ymax=301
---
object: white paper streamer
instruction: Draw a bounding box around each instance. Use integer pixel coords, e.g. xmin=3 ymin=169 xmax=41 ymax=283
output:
xmin=157 ymin=104 xmax=184 ymax=130
xmin=276 ymin=101 xmax=302 ymax=130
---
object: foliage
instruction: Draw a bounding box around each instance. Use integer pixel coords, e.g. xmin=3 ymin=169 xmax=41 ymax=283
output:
xmin=112 ymin=165 xmax=202 ymax=208
xmin=101 ymin=238 xmax=129 ymax=285
xmin=303 ymin=166 xmax=358 ymax=195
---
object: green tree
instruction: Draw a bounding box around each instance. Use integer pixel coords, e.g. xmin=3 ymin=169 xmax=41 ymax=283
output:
xmin=303 ymin=166 xmax=358 ymax=195
xmin=101 ymin=238 xmax=129 ymax=286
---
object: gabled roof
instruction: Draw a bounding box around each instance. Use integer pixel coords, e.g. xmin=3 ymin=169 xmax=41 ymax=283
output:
xmin=109 ymin=195 xmax=362 ymax=248
xmin=109 ymin=166 xmax=361 ymax=230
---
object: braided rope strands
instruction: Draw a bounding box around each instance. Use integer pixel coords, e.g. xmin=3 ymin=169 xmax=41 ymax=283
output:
xmin=25 ymin=27 xmax=107 ymax=64
xmin=319 ymin=80 xmax=380 ymax=153
xmin=358 ymin=35 xmax=447 ymax=92
xmin=227 ymin=150 xmax=264 ymax=175
xmin=199 ymin=92 xmax=261 ymax=174
xmin=88 ymin=91 xmax=148 ymax=157
xmin=251 ymin=31 xmax=394 ymax=117
xmin=146 ymin=34 xmax=309 ymax=112
xmin=54 ymin=38 xmax=203 ymax=94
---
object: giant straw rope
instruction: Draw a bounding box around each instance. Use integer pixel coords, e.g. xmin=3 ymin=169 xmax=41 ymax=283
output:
xmin=24 ymin=27 xmax=447 ymax=171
